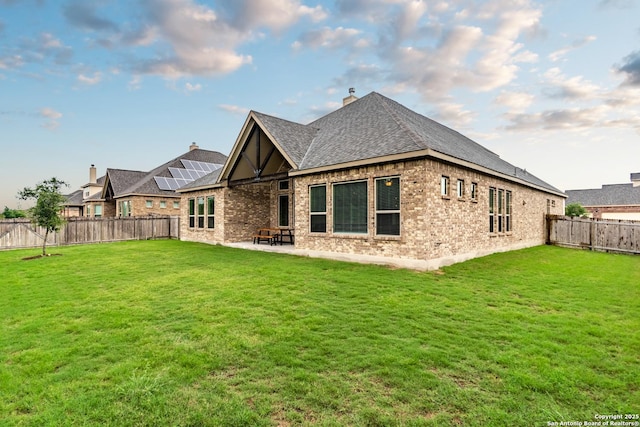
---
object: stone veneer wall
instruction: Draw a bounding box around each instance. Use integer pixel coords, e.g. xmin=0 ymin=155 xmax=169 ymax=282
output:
xmin=293 ymin=158 xmax=565 ymax=266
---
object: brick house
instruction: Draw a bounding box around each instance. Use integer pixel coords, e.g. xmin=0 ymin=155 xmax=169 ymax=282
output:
xmin=565 ymin=173 xmax=640 ymax=220
xmin=64 ymin=144 xmax=226 ymax=218
xmin=178 ymin=92 xmax=565 ymax=269
xmin=62 ymin=165 xmax=105 ymax=217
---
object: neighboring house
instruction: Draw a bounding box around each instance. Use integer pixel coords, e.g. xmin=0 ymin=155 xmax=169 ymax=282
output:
xmin=63 ymin=144 xmax=227 ymax=218
xmin=565 ymin=173 xmax=640 ymax=220
xmin=101 ymin=144 xmax=227 ymax=217
xmin=62 ymin=164 xmax=105 ymax=217
xmin=62 ymin=189 xmax=84 ymax=217
xmin=177 ymin=91 xmax=565 ymax=269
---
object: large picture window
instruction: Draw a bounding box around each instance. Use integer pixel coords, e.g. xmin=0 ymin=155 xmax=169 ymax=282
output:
xmin=207 ymin=196 xmax=215 ymax=229
xmin=309 ymin=185 xmax=326 ymax=233
xmin=333 ymin=181 xmax=367 ymax=234
xmin=376 ymin=177 xmax=400 ymax=235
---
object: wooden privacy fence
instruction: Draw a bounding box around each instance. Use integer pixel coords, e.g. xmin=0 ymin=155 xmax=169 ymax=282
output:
xmin=547 ymin=215 xmax=640 ymax=255
xmin=0 ymin=216 xmax=180 ymax=250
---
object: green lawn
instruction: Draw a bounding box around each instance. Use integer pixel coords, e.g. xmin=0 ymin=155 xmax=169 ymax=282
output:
xmin=1 ymin=241 xmax=638 ymax=426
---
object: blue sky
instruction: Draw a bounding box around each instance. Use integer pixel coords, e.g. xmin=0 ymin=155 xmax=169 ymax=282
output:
xmin=2 ymin=0 xmax=640 ymax=209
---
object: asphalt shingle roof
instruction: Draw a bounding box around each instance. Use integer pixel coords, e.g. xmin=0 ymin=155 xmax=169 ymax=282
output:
xmin=107 ymin=149 xmax=227 ymax=197
xmin=252 ymin=112 xmax=317 ymax=167
xmin=64 ymin=189 xmax=83 ymax=205
xmin=566 ymin=184 xmax=640 ymax=206
xmin=106 ymin=169 xmax=148 ymax=196
xmin=179 ymin=168 xmax=222 ymax=190
xmin=251 ymin=91 xmax=562 ymax=194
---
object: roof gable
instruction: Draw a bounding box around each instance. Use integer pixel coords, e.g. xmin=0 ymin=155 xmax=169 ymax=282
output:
xmin=103 ymin=169 xmax=148 ymax=198
xmin=218 ymin=113 xmax=295 ymax=185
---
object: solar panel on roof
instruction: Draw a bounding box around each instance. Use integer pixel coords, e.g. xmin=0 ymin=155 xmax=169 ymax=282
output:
xmin=155 ymin=160 xmax=224 ymax=191
xmin=154 ymin=177 xmax=173 ymax=191
xmin=168 ymin=167 xmax=183 ymax=179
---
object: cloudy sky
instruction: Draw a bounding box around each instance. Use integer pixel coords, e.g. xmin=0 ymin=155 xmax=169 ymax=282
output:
xmin=1 ymin=0 xmax=639 ymax=209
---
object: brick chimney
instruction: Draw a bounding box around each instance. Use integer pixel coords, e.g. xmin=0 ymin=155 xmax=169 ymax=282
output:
xmin=342 ymin=88 xmax=358 ymax=106
xmin=189 ymin=142 xmax=199 ymax=151
xmin=89 ymin=164 xmax=97 ymax=184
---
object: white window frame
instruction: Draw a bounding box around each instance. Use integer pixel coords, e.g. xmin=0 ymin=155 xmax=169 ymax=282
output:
xmin=441 ymin=176 xmax=450 ymax=197
xmin=457 ymin=179 xmax=465 ymax=198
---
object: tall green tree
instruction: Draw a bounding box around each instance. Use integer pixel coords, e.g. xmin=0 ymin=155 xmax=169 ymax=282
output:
xmin=565 ymin=202 xmax=587 ymax=218
xmin=2 ymin=206 xmax=26 ymax=218
xmin=18 ymin=178 xmax=68 ymax=256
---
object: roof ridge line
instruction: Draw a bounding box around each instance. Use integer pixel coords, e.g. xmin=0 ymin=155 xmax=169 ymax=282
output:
xmin=376 ymin=94 xmax=426 ymax=152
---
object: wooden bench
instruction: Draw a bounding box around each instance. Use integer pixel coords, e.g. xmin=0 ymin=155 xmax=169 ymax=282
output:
xmin=253 ymin=228 xmax=280 ymax=245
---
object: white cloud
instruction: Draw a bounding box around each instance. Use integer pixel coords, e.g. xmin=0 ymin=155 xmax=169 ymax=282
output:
xmin=128 ymin=75 xmax=142 ymax=91
xmin=218 ymin=104 xmax=250 ymax=115
xmin=542 ymin=67 xmax=601 ymax=100
xmin=185 ymin=82 xmax=202 ymax=92
xmin=220 ymin=0 xmax=327 ymax=32
xmin=293 ymin=26 xmax=364 ymax=51
xmin=431 ymin=101 xmax=476 ymax=128
xmin=132 ymin=0 xmax=253 ymax=78
xmin=494 ymin=90 xmax=535 ymax=112
xmin=503 ymin=103 xmax=640 ymax=132
xmin=40 ymin=107 xmax=62 ymax=120
xmin=0 ymin=54 xmax=24 ymax=70
xmin=40 ymin=107 xmax=62 ymax=130
xmin=324 ymin=0 xmax=545 ymax=105
xmin=77 ymin=72 xmax=102 ymax=85
xmin=548 ymin=35 xmax=597 ymax=62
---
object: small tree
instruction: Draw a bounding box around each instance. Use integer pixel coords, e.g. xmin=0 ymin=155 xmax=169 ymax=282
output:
xmin=2 ymin=206 xmax=26 ymax=218
xmin=565 ymin=202 xmax=587 ymax=218
xmin=18 ymin=178 xmax=68 ymax=256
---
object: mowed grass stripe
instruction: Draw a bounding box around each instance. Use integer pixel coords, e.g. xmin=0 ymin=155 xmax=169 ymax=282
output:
xmin=1 ymin=240 xmax=638 ymax=426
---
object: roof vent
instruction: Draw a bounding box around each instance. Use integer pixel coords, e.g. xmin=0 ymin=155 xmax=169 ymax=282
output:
xmin=343 ymin=88 xmax=358 ymax=107
xmin=189 ymin=142 xmax=199 ymax=151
